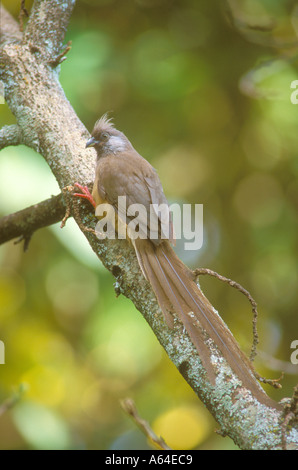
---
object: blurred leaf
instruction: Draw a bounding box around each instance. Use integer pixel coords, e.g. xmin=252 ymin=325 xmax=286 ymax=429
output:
xmin=152 ymin=405 xmax=212 ymax=450
xmin=13 ymin=402 xmax=72 ymax=450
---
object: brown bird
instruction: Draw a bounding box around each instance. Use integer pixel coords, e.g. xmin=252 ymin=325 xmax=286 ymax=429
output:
xmin=74 ymin=115 xmax=280 ymax=409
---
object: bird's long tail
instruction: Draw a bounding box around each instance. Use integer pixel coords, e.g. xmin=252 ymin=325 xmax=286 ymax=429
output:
xmin=134 ymin=238 xmax=280 ymax=409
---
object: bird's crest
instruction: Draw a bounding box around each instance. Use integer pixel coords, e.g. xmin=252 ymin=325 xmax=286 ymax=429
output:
xmin=93 ymin=113 xmax=115 ymax=134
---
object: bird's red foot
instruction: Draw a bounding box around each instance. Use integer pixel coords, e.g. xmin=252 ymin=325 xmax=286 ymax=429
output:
xmin=73 ymin=183 xmax=96 ymax=208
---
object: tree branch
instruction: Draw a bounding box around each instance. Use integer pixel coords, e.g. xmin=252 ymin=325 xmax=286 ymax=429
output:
xmin=0 ymin=193 xmax=66 ymax=247
xmin=0 ymin=124 xmax=23 ymax=150
xmin=24 ymin=0 xmax=75 ymax=60
xmin=120 ymin=398 xmax=171 ymax=450
xmin=0 ymin=1 xmax=297 ymax=450
xmin=0 ymin=5 xmax=22 ymax=47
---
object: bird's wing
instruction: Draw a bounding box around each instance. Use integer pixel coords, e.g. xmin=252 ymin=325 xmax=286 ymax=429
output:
xmin=97 ymin=152 xmax=173 ymax=243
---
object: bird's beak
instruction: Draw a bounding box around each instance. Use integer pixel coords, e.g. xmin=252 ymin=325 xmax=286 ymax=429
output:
xmin=86 ymin=137 xmax=98 ymax=148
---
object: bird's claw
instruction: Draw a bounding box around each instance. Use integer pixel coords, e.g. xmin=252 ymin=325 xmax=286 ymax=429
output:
xmin=73 ymin=182 xmax=96 ymax=208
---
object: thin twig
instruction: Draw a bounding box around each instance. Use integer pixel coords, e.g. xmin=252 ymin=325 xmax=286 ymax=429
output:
xmin=18 ymin=0 xmax=29 ymax=33
xmin=49 ymin=41 xmax=72 ymax=67
xmin=14 ymin=233 xmax=33 ymax=253
xmin=194 ymin=268 xmax=284 ymax=389
xmin=60 ymin=186 xmax=74 ymax=228
xmin=120 ymin=398 xmax=172 ymax=450
xmin=281 ymin=385 xmax=298 ymax=450
xmin=254 ymin=371 xmax=283 ymax=390
xmin=0 ymin=384 xmax=27 ymax=417
xmin=194 ymin=268 xmax=259 ymax=362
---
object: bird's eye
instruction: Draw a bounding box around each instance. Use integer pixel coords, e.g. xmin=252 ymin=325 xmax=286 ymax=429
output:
xmin=101 ymin=132 xmax=109 ymax=141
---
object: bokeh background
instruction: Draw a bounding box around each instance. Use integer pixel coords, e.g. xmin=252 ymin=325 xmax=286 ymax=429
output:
xmin=0 ymin=0 xmax=297 ymax=450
